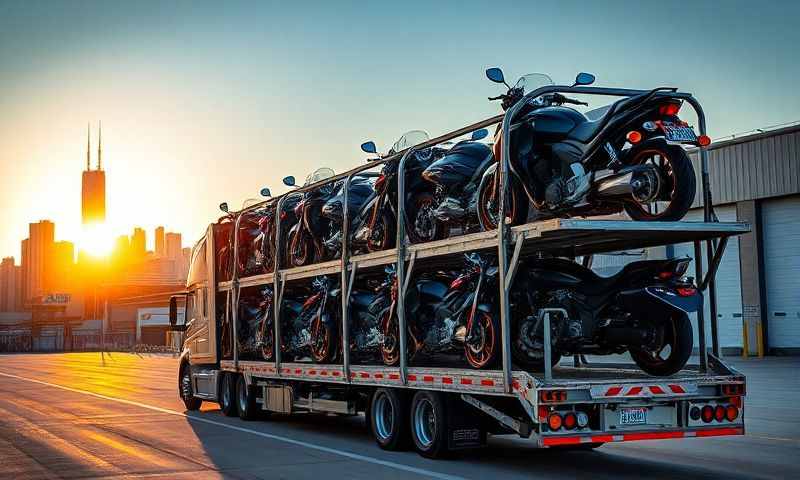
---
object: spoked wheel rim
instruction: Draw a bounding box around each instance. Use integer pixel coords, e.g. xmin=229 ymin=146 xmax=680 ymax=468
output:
xmin=626 ymin=148 xmax=678 ymax=220
xmin=479 ymin=173 xmax=518 ymax=230
xmin=410 ymin=195 xmax=438 ymax=243
xmin=413 ymin=398 xmax=436 ymax=448
xmin=380 ymin=310 xmax=399 ymax=366
xmin=310 ymin=314 xmax=332 ymax=363
xmin=635 ymin=318 xmax=678 ymax=368
xmin=373 ymin=393 xmax=394 ymax=441
xmin=464 ymin=312 xmax=496 ymax=369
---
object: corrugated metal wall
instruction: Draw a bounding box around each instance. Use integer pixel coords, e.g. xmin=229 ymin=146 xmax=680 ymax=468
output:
xmin=689 ymin=125 xmax=800 ymax=208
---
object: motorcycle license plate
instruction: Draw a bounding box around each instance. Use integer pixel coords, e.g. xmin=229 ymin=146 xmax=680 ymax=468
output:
xmin=662 ymin=124 xmax=697 ymax=143
xmin=619 ymin=407 xmax=647 ymax=426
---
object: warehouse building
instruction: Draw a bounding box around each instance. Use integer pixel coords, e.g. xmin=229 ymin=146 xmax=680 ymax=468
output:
xmin=594 ymin=123 xmax=800 ymax=356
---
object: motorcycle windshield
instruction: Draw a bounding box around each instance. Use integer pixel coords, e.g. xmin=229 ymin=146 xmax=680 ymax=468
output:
xmin=515 ymin=73 xmax=554 ymax=96
xmin=347 ymin=175 xmax=376 ymax=208
xmin=390 ymin=130 xmax=430 ymax=154
xmin=304 ymin=167 xmax=335 ymax=186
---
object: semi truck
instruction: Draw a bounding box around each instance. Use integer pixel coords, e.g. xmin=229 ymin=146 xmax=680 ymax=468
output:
xmin=168 ymin=86 xmax=748 ymax=459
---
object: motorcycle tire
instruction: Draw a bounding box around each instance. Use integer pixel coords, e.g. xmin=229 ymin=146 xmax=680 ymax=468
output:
xmin=477 ymin=171 xmax=528 ymax=231
xmin=367 ymin=209 xmax=396 ymax=253
xmin=407 ymin=192 xmax=444 ymax=244
xmin=623 ymin=139 xmax=696 ymax=221
xmin=629 ymin=313 xmax=693 ymax=376
xmin=464 ymin=311 xmax=501 ymax=369
xmin=510 ymin=318 xmax=562 ymax=372
xmin=286 ymin=228 xmax=317 ymax=268
xmin=310 ymin=313 xmax=338 ymax=364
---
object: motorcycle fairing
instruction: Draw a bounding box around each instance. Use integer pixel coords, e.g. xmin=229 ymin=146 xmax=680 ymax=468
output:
xmin=422 ymin=142 xmax=493 ymax=187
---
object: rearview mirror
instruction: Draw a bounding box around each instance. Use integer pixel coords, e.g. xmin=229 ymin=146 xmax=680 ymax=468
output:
xmin=219 ymin=202 xmax=229 ymax=213
xmin=574 ymin=72 xmax=596 ymax=86
xmin=260 ymin=187 xmax=271 ymax=197
xmin=361 ymin=141 xmax=378 ymax=154
xmin=282 ymin=176 xmax=296 ymax=187
xmin=168 ymin=295 xmax=187 ymax=331
xmin=471 ymin=129 xmax=489 ymax=141
xmin=486 ymin=67 xmax=505 ymax=84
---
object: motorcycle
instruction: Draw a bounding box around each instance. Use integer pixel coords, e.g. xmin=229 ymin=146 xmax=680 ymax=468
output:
xmin=293 ymin=276 xmax=341 ymax=363
xmin=510 ymin=257 xmax=701 ymax=376
xmin=347 ymin=273 xmax=394 ymax=362
xmin=477 ymin=68 xmax=701 ymax=230
xmin=319 ymin=174 xmax=377 ymax=257
xmin=358 ymin=129 xmax=491 ymax=250
xmin=380 ymin=254 xmax=501 ymax=369
xmin=238 ymin=286 xmax=274 ymax=359
xmin=283 ymin=168 xmax=338 ymax=267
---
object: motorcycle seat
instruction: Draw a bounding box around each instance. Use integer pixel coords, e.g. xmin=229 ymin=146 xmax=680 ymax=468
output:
xmin=566 ymin=96 xmax=637 ymax=144
xmin=524 ymin=257 xmax=668 ymax=296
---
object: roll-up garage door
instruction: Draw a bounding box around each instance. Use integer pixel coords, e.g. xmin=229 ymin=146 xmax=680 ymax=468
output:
xmin=762 ymin=195 xmax=800 ymax=350
xmin=673 ymin=205 xmax=743 ymax=350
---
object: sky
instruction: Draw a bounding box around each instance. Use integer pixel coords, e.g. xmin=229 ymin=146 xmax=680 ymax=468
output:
xmin=1 ymin=0 xmax=799 ymax=260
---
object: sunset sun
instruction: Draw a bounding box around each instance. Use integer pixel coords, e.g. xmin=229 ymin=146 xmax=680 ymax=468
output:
xmin=79 ymin=223 xmax=113 ymax=257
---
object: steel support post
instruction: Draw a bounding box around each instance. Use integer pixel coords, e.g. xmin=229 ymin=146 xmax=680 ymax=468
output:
xmin=274 ymin=194 xmax=293 ymax=375
xmin=396 ymin=147 xmax=418 ymax=385
xmin=693 ymin=240 xmax=708 ymax=371
xmin=340 ymin=174 xmax=355 ymax=382
xmin=231 ymin=214 xmax=242 ymax=369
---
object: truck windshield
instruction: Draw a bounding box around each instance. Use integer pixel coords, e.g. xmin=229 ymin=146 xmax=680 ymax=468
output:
xmin=187 ymin=238 xmax=207 ymax=286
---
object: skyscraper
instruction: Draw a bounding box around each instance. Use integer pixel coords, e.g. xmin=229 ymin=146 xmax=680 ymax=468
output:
xmin=165 ymin=232 xmax=182 ymax=260
xmin=0 ymin=257 xmax=20 ymax=312
xmin=81 ymin=123 xmax=106 ymax=225
xmin=155 ymin=226 xmax=165 ymax=257
xmin=21 ymin=220 xmax=55 ymax=302
xmin=131 ymin=228 xmax=146 ymax=257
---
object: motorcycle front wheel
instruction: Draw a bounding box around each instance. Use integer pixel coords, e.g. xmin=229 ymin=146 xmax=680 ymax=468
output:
xmin=286 ymin=229 xmax=317 ymax=268
xmin=629 ymin=313 xmax=693 ymax=376
xmin=477 ymin=171 xmax=528 ymax=231
xmin=623 ymin=139 xmax=696 ymax=221
xmin=367 ymin=209 xmax=396 ymax=253
xmin=310 ymin=314 xmax=338 ymax=363
xmin=464 ymin=311 xmax=500 ymax=369
xmin=407 ymin=193 xmax=444 ymax=244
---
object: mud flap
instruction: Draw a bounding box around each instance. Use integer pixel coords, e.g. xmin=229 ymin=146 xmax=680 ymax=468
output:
xmin=446 ymin=395 xmax=487 ymax=450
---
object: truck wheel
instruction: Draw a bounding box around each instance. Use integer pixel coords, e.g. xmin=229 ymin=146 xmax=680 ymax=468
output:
xmin=219 ymin=372 xmax=238 ymax=417
xmin=410 ymin=390 xmax=449 ymax=459
xmin=370 ymin=388 xmax=410 ymax=451
xmin=236 ymin=375 xmax=260 ymax=421
xmin=180 ymin=365 xmax=202 ymax=411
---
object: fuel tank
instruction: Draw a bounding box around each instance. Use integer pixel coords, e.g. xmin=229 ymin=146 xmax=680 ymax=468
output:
xmin=527 ymin=106 xmax=586 ymax=144
xmin=422 ymin=142 xmax=492 ymax=187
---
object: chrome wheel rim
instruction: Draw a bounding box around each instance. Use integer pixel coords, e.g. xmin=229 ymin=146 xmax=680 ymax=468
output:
xmin=413 ymin=399 xmax=436 ymax=447
xmin=374 ymin=394 xmax=394 ymax=441
xmin=181 ymin=372 xmax=192 ymax=400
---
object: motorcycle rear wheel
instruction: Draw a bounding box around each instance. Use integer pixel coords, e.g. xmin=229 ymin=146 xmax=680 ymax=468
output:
xmin=629 ymin=313 xmax=693 ymax=376
xmin=623 ymin=139 xmax=696 ymax=221
xmin=310 ymin=313 xmax=338 ymax=363
xmin=407 ymin=193 xmax=444 ymax=244
xmin=477 ymin=171 xmax=528 ymax=231
xmin=367 ymin=209 xmax=396 ymax=253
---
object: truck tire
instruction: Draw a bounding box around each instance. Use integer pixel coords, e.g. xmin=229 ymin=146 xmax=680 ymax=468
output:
xmin=236 ymin=374 xmax=261 ymax=421
xmin=180 ymin=365 xmax=202 ymax=411
xmin=410 ymin=390 xmax=449 ymax=459
xmin=370 ymin=388 xmax=410 ymax=451
xmin=219 ymin=372 xmax=238 ymax=417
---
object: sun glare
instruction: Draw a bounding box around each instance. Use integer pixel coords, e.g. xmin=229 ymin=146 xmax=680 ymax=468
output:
xmin=79 ymin=223 xmax=113 ymax=258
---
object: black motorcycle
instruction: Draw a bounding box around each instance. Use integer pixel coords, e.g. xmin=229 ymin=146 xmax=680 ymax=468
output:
xmin=283 ymin=168 xmax=338 ymax=267
xmin=348 ymin=273 xmax=395 ymax=362
xmin=293 ymin=276 xmax=341 ymax=363
xmin=477 ymin=68 xmax=701 ymax=229
xmin=380 ymin=254 xmax=501 ymax=369
xmin=320 ymin=174 xmax=377 ymax=257
xmin=510 ymin=257 xmax=701 ymax=376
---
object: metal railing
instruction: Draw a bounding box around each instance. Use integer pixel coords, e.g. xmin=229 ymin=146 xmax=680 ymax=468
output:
xmin=222 ymin=84 xmax=726 ymax=391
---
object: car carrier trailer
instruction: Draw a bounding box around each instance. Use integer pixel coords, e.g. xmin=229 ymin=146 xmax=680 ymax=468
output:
xmin=169 ymin=84 xmax=749 ymax=458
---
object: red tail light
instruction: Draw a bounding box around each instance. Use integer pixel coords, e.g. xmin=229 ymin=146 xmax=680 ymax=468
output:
xmin=547 ymin=412 xmax=563 ymax=431
xmin=658 ymin=271 xmax=674 ymax=280
xmin=537 ymin=406 xmax=549 ymax=422
xmin=659 ymin=102 xmax=682 ymax=116
xmin=725 ymin=405 xmax=739 ymax=421
xmin=563 ymin=412 xmax=577 ymax=430
xmin=626 ymin=130 xmax=643 ymax=144
xmin=697 ymin=135 xmax=712 ymax=147
xmin=539 ymin=390 xmax=567 ymax=403
xmin=722 ymin=384 xmax=746 ymax=396
xmin=701 ymin=405 xmax=714 ymax=423
xmin=676 ymin=287 xmax=697 ymax=297
xmin=714 ymin=405 xmax=726 ymax=422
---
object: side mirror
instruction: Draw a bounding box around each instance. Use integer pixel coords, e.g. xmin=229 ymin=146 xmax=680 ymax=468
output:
xmin=282 ymin=176 xmax=296 ymax=187
xmin=219 ymin=202 xmax=229 ymax=213
xmin=260 ymin=187 xmax=271 ymax=197
xmin=169 ymin=295 xmax=186 ymax=331
xmin=471 ymin=129 xmax=489 ymax=141
xmin=573 ymin=72 xmax=596 ymax=86
xmin=486 ymin=67 xmax=506 ymax=84
xmin=360 ymin=141 xmax=378 ymax=154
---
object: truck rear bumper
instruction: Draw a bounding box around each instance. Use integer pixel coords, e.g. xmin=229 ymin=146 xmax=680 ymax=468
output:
xmin=540 ymin=426 xmax=744 ymax=447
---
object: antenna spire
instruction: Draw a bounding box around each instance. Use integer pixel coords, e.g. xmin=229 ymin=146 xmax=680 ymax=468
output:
xmin=86 ymin=123 xmax=91 ymax=171
xmin=97 ymin=121 xmax=102 ymax=170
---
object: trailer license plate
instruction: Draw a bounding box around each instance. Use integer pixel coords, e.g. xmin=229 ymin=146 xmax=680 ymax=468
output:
xmin=663 ymin=125 xmax=697 ymax=143
xmin=620 ymin=407 xmax=647 ymax=425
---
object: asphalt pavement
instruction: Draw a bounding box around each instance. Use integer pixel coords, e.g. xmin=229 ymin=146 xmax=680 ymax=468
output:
xmin=0 ymin=352 xmax=797 ymax=479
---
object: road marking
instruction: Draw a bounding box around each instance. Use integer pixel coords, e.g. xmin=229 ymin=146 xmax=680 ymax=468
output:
xmin=0 ymin=371 xmax=466 ymax=480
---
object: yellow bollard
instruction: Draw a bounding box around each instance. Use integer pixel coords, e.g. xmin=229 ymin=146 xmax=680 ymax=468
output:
xmin=756 ymin=321 xmax=765 ymax=358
